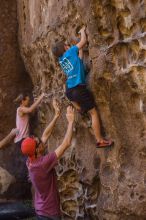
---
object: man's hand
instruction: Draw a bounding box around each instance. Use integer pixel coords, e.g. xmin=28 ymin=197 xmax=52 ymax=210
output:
xmin=66 ymin=106 xmax=75 ymax=124
xmin=106 ymin=51 xmax=113 ymax=63
xmin=40 ymin=92 xmax=45 ymax=99
xmin=53 ymin=99 xmax=60 ymax=118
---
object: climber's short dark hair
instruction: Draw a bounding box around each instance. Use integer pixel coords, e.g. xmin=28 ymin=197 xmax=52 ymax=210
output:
xmin=52 ymin=41 xmax=65 ymax=58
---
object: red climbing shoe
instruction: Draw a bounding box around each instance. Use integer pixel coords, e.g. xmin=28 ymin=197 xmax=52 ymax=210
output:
xmin=96 ymin=139 xmax=114 ymax=148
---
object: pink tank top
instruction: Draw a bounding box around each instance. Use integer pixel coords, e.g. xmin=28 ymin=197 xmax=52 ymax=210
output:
xmin=15 ymin=107 xmax=30 ymax=143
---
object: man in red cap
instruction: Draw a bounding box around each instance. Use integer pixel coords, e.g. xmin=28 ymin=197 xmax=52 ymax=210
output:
xmin=21 ymin=105 xmax=75 ymax=220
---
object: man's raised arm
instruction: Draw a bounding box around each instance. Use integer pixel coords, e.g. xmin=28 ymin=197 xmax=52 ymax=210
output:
xmin=55 ymin=106 xmax=75 ymax=159
xmin=41 ymin=99 xmax=60 ymax=144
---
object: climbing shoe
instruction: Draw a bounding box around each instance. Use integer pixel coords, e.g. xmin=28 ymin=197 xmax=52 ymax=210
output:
xmin=96 ymin=139 xmax=114 ymax=148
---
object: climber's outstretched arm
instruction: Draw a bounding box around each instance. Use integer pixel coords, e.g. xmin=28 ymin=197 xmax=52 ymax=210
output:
xmin=76 ymin=26 xmax=87 ymax=49
xmin=20 ymin=93 xmax=44 ymax=115
xmin=79 ymin=48 xmax=83 ymax=59
xmin=0 ymin=128 xmax=18 ymax=149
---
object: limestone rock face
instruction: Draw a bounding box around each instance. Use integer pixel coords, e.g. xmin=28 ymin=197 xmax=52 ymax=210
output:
xmin=0 ymin=0 xmax=32 ymax=200
xmin=0 ymin=167 xmax=15 ymax=194
xmin=17 ymin=0 xmax=146 ymax=219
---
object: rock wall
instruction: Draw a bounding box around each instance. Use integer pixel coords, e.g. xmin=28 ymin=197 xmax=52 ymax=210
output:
xmin=0 ymin=0 xmax=32 ymax=200
xmin=17 ymin=0 xmax=146 ymax=219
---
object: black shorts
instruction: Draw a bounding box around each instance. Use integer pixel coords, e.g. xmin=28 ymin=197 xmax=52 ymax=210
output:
xmin=66 ymin=84 xmax=96 ymax=113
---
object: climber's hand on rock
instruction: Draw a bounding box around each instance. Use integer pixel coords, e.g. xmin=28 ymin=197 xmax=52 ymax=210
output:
xmin=77 ymin=26 xmax=87 ymax=49
xmin=78 ymin=26 xmax=86 ymax=34
xmin=53 ymin=98 xmax=60 ymax=117
xmin=66 ymin=106 xmax=75 ymax=123
xmin=40 ymin=92 xmax=45 ymax=99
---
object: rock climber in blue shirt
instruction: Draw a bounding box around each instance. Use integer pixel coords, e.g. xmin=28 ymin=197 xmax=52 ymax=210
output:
xmin=52 ymin=27 xmax=113 ymax=148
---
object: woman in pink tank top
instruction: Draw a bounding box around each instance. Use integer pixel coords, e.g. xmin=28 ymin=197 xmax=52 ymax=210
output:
xmin=14 ymin=93 xmax=44 ymax=147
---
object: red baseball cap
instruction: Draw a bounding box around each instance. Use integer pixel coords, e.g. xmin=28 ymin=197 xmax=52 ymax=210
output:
xmin=21 ymin=137 xmax=37 ymax=161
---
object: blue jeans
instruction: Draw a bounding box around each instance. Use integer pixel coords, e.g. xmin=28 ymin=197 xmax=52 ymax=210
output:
xmin=36 ymin=215 xmax=61 ymax=220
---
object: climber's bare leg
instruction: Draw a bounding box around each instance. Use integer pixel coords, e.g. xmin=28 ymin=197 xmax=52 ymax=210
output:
xmin=88 ymin=108 xmax=113 ymax=147
xmin=88 ymin=108 xmax=102 ymax=142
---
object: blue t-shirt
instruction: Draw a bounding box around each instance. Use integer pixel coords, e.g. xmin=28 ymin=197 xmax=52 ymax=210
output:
xmin=59 ymin=46 xmax=86 ymax=88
